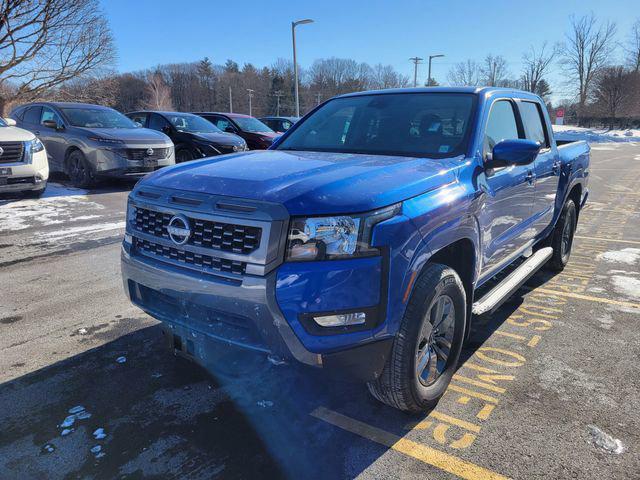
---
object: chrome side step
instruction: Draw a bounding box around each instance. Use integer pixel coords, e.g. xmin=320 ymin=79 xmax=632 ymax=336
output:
xmin=472 ymin=247 xmax=553 ymax=316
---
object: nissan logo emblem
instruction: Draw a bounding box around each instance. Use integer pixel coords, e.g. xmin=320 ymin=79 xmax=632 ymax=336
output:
xmin=167 ymin=215 xmax=191 ymax=245
xmin=0 ymin=147 xmax=4 ymax=157
xmin=146 ymin=147 xmax=154 ymax=156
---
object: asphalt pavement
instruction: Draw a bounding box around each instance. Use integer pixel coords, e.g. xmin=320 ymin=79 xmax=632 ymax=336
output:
xmin=1 ymin=145 xmax=639 ymax=479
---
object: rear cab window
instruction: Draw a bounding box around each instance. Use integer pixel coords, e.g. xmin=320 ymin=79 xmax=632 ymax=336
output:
xmin=518 ymin=101 xmax=549 ymax=148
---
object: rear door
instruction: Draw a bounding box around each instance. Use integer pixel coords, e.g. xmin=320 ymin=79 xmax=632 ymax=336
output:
xmin=478 ymin=98 xmax=536 ymax=277
xmin=517 ymin=100 xmax=560 ymax=234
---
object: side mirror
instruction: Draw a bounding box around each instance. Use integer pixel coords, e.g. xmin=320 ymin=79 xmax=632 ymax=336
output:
xmin=42 ymin=119 xmax=63 ymax=130
xmin=486 ymin=139 xmax=540 ymax=169
xmin=3 ymin=117 xmax=16 ymax=126
xmin=161 ymin=125 xmax=172 ymax=135
xmin=224 ymin=126 xmax=236 ymax=133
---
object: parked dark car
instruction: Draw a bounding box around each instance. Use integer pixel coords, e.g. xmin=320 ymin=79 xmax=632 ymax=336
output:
xmin=10 ymin=102 xmax=174 ymax=187
xmin=259 ymin=116 xmax=299 ymax=134
xmin=193 ymin=112 xmax=279 ymax=150
xmin=127 ymin=111 xmax=247 ymax=163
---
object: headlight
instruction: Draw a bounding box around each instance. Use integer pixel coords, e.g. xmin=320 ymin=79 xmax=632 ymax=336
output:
xmin=87 ymin=136 xmax=125 ymax=145
xmin=286 ymin=204 xmax=401 ymax=261
xmin=29 ymin=138 xmax=44 ymax=153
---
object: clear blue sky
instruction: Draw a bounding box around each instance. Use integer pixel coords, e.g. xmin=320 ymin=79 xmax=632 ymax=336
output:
xmin=101 ymin=0 xmax=638 ymax=100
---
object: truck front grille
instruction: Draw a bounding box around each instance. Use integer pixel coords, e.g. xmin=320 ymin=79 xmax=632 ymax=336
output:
xmin=132 ymin=206 xmax=262 ymax=254
xmin=0 ymin=142 xmax=24 ymax=163
xmin=120 ymin=147 xmax=169 ymax=161
xmin=134 ymin=237 xmax=246 ymax=275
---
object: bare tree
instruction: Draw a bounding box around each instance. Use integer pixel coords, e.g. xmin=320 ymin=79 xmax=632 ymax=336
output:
xmin=447 ymin=60 xmax=480 ymax=86
xmin=142 ymin=71 xmax=173 ymax=110
xmin=480 ymin=54 xmax=509 ymax=86
xmin=522 ymin=42 xmax=558 ymax=93
xmin=625 ymin=19 xmax=640 ymax=73
xmin=561 ymin=13 xmax=617 ymax=121
xmin=0 ymin=0 xmax=116 ymax=113
xmin=594 ymin=66 xmax=629 ymax=127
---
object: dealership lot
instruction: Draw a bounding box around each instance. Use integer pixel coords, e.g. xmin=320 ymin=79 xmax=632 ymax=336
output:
xmin=1 ymin=144 xmax=639 ymax=479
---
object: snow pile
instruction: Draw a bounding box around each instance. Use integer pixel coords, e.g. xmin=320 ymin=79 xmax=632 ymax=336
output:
xmin=597 ymin=248 xmax=640 ymax=266
xmin=587 ymin=425 xmax=626 ymax=454
xmin=553 ymin=125 xmax=640 ymax=143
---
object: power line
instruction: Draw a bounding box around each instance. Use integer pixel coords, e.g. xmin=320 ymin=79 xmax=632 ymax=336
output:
xmin=409 ymin=57 xmax=424 ymax=87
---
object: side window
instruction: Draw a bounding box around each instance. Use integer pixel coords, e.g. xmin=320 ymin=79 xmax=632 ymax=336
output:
xmin=519 ymin=101 xmax=549 ymax=148
xmin=281 ymin=120 xmax=292 ymax=131
xmin=128 ymin=113 xmax=148 ymax=127
xmin=484 ymin=100 xmax=520 ymax=154
xmin=23 ymin=106 xmax=42 ymax=125
xmin=41 ymin=107 xmax=62 ymax=126
xmin=211 ymin=116 xmax=230 ymax=131
xmin=148 ymin=113 xmax=170 ymax=132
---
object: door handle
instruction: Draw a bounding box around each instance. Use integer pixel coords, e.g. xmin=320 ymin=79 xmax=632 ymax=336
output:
xmin=526 ymin=170 xmax=535 ymax=184
xmin=552 ymin=160 xmax=561 ymax=175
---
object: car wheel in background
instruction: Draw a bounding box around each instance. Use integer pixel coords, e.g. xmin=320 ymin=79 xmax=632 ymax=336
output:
xmin=546 ymin=199 xmax=577 ymax=272
xmin=66 ymin=150 xmax=96 ymax=188
xmin=176 ymin=149 xmax=193 ymax=163
xmin=367 ymin=263 xmax=466 ymax=413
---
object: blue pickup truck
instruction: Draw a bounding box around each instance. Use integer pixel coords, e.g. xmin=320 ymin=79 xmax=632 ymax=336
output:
xmin=121 ymin=87 xmax=589 ymax=412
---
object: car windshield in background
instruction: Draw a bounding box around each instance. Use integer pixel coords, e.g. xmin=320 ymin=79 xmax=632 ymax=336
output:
xmin=168 ymin=114 xmax=222 ymax=133
xmin=0 ymin=118 xmax=6 ymax=127
xmin=233 ymin=116 xmax=273 ymax=133
xmin=61 ymin=108 xmax=137 ymax=129
xmin=277 ymin=93 xmax=476 ymax=158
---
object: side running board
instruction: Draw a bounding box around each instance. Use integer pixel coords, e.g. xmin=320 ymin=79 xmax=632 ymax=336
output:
xmin=472 ymin=247 xmax=553 ymax=316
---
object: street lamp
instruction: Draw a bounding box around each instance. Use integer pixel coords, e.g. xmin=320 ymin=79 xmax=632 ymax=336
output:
xmin=247 ymin=88 xmax=254 ymax=116
xmin=292 ymin=18 xmax=314 ymax=117
xmin=427 ymin=54 xmax=445 ymax=86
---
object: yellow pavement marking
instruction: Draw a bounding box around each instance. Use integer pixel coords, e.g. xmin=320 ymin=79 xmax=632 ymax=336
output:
xmin=311 ymin=407 xmax=509 ymax=480
xmin=527 ymin=335 xmax=541 ymax=347
xmin=448 ymin=384 xmax=500 ymax=404
xmin=531 ymin=287 xmax=640 ymax=310
xmin=429 ymin=410 xmax=482 ymax=433
xmin=453 ymin=374 xmax=507 ymax=394
xmin=574 ymin=235 xmax=640 ymax=246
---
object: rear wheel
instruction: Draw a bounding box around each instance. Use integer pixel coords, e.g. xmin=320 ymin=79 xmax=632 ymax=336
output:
xmin=66 ymin=150 xmax=96 ymax=188
xmin=546 ymin=199 xmax=577 ymax=272
xmin=367 ymin=263 xmax=466 ymax=413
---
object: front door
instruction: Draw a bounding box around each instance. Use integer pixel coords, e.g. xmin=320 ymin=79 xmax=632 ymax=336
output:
xmin=478 ymin=99 xmax=536 ymax=278
xmin=39 ymin=106 xmax=66 ymax=171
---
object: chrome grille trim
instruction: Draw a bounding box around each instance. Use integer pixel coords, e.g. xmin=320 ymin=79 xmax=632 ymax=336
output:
xmin=0 ymin=142 xmax=24 ymax=163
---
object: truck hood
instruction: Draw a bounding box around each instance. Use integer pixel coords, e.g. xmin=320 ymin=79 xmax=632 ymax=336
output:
xmin=0 ymin=126 xmax=35 ymax=142
xmin=142 ymin=150 xmax=460 ymax=215
xmin=80 ymin=127 xmax=170 ymax=144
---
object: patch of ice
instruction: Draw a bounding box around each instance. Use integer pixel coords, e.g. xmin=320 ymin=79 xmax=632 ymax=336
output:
xmin=60 ymin=415 xmax=77 ymax=428
xmin=43 ymin=444 xmax=55 ymax=453
xmin=61 ymin=428 xmax=74 ymax=436
xmin=90 ymin=445 xmax=102 ymax=454
xmin=610 ymin=275 xmax=640 ymax=300
xmin=68 ymin=405 xmax=85 ymax=414
xmin=116 ymin=356 xmax=127 ymax=364
xmin=257 ymin=400 xmax=274 ymax=408
xmin=267 ymin=355 xmax=287 ymax=366
xmin=587 ymin=425 xmax=626 ymax=454
xmin=36 ymin=221 xmax=125 ymax=242
xmin=151 ymin=372 xmax=163 ymax=378
xmin=77 ymin=327 xmax=88 ymax=335
xmin=93 ymin=428 xmax=106 ymax=440
xmin=95 ymin=452 xmax=106 ymax=459
xmin=597 ymin=248 xmax=640 ymax=266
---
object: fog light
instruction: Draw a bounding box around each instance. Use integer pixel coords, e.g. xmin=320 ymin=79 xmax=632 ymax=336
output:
xmin=314 ymin=312 xmax=366 ymax=327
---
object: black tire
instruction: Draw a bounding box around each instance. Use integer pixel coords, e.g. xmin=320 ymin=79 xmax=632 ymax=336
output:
xmin=367 ymin=263 xmax=466 ymax=413
xmin=546 ymin=199 xmax=577 ymax=272
xmin=66 ymin=150 xmax=96 ymax=188
xmin=176 ymin=149 xmax=193 ymax=163
xmin=23 ymin=184 xmax=46 ymax=198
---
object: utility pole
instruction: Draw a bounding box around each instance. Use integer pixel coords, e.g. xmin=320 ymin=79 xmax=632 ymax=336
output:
xmin=273 ymin=90 xmax=283 ymax=116
xmin=315 ymin=92 xmax=322 ymax=105
xmin=409 ymin=57 xmax=424 ymax=87
xmin=427 ymin=54 xmax=445 ymax=86
xmin=247 ymin=88 xmax=254 ymax=116
xmin=229 ymin=86 xmax=233 ymax=113
xmin=292 ymin=19 xmax=314 ymax=117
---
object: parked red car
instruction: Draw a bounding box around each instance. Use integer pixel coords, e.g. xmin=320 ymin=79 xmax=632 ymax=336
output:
xmin=193 ymin=112 xmax=279 ymax=150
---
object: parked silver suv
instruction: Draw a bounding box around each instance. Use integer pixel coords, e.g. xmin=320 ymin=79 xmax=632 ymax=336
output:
xmin=11 ymin=102 xmax=175 ymax=187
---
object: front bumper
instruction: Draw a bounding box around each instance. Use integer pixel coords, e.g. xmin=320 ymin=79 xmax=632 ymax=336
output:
xmin=121 ymin=244 xmax=392 ymax=380
xmin=0 ymin=150 xmax=48 ymax=193
xmin=88 ymin=145 xmax=175 ymax=176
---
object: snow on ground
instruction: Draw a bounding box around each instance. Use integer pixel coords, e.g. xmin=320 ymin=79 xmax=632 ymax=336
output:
xmin=597 ymin=248 xmax=640 ymax=266
xmin=553 ymin=125 xmax=640 ymax=143
xmin=0 ymin=183 xmax=104 ymax=232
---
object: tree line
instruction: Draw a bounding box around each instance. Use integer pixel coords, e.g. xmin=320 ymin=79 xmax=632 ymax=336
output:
xmin=0 ymin=3 xmax=638 ymax=127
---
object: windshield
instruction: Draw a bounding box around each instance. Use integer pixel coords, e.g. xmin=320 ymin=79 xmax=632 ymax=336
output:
xmin=61 ymin=107 xmax=137 ymax=129
xmin=0 ymin=118 xmax=6 ymax=127
xmin=277 ymin=93 xmax=476 ymax=158
xmin=233 ymin=116 xmax=273 ymax=133
xmin=168 ymin=113 xmax=222 ymax=133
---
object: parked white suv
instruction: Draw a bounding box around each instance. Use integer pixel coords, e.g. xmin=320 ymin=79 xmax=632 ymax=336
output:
xmin=0 ymin=117 xmax=48 ymax=197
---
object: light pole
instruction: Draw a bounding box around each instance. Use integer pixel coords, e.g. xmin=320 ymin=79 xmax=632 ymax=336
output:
xmin=247 ymin=89 xmax=254 ymax=116
xmin=315 ymin=92 xmax=322 ymax=105
xmin=229 ymin=86 xmax=233 ymax=113
xmin=292 ymin=18 xmax=314 ymax=117
xmin=273 ymin=90 xmax=283 ymax=116
xmin=427 ymin=54 xmax=444 ymax=86
xmin=409 ymin=57 xmax=423 ymax=87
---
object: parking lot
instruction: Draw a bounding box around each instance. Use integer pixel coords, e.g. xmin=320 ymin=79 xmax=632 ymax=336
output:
xmin=0 ymin=143 xmax=639 ymax=479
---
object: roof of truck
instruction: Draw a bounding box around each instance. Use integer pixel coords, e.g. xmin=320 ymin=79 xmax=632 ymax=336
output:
xmin=338 ymin=86 xmax=535 ymax=98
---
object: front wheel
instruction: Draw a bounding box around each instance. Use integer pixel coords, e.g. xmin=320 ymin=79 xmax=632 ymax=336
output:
xmin=546 ymin=199 xmax=577 ymax=272
xmin=367 ymin=263 xmax=466 ymax=413
xmin=66 ymin=150 xmax=96 ymax=188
